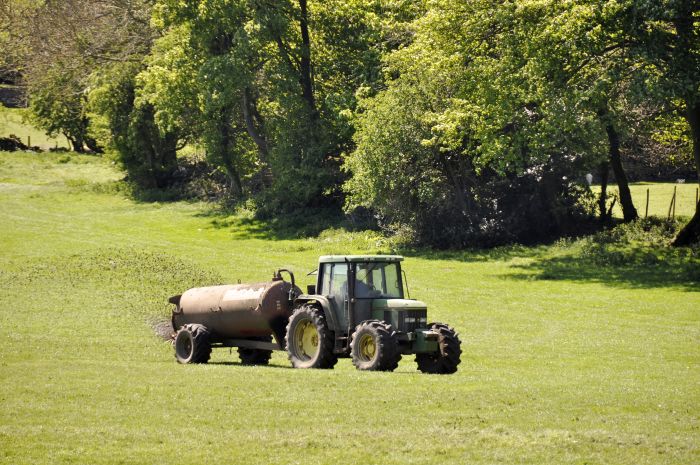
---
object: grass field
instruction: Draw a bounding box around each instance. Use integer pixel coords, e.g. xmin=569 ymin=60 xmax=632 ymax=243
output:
xmin=0 ymin=105 xmax=71 ymax=150
xmin=595 ymin=182 xmax=699 ymax=219
xmin=1 ymin=151 xmax=699 ymax=464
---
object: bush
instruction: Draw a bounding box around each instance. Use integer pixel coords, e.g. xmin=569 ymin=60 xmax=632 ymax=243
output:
xmin=580 ymin=218 xmax=699 ymax=278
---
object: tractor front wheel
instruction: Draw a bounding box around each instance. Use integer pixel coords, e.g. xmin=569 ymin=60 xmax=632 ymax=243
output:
xmin=350 ymin=320 xmax=401 ymax=371
xmin=416 ymin=322 xmax=461 ymax=374
xmin=285 ymin=305 xmax=337 ymax=369
xmin=174 ymin=324 xmax=212 ymax=364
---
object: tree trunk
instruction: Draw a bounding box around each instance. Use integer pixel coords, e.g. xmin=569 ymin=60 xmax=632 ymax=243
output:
xmin=599 ymin=108 xmax=638 ymax=221
xmin=218 ymin=110 xmax=243 ymax=197
xmin=85 ymin=137 xmax=103 ymax=154
xmin=439 ymin=152 xmax=469 ymax=217
xmin=241 ymin=88 xmax=269 ymax=163
xmin=241 ymin=88 xmax=273 ymax=188
xmin=669 ymin=6 xmax=699 ymax=245
xmin=152 ymin=131 xmax=179 ymax=188
xmin=690 ymin=102 xmax=700 ymax=187
xmin=298 ymin=0 xmax=316 ymax=117
xmin=67 ymin=134 xmax=84 ymax=153
xmin=672 ymin=101 xmax=700 ymax=246
xmin=598 ymin=161 xmax=609 ymax=220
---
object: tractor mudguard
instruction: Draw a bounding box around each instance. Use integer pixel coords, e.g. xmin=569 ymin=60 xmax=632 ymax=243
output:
xmin=293 ymin=295 xmax=341 ymax=333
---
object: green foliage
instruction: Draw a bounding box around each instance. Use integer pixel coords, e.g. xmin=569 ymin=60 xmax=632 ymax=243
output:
xmin=89 ymin=63 xmax=180 ymax=189
xmin=136 ymin=25 xmax=202 ymax=138
xmin=580 ymin=217 xmax=699 ymax=272
xmin=344 ymin=0 xmax=604 ymax=246
xmin=12 ymin=0 xmax=699 ymax=245
xmin=342 ymin=0 xmax=700 ymax=246
xmin=146 ymin=0 xmax=420 ymax=209
xmin=27 ymin=64 xmax=95 ymax=152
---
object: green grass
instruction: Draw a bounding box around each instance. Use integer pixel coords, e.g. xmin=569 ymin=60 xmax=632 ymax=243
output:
xmin=595 ymin=182 xmax=699 ymax=219
xmin=1 ymin=151 xmax=698 ymax=464
xmin=0 ymin=105 xmax=71 ymax=150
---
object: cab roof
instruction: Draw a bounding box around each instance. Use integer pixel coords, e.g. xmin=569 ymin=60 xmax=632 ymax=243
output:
xmin=318 ymin=255 xmax=404 ymax=264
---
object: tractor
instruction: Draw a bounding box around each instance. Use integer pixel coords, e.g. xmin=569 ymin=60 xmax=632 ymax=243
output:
xmin=170 ymin=255 xmax=461 ymax=373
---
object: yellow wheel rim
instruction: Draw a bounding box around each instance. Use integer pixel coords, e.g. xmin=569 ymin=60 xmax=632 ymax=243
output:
xmin=294 ymin=320 xmax=319 ymax=360
xmin=358 ymin=333 xmax=376 ymax=361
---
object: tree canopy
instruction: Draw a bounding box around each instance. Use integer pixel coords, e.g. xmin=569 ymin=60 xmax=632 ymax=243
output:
xmin=6 ymin=0 xmax=699 ymax=246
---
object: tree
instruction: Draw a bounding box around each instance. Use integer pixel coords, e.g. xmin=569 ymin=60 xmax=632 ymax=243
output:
xmin=90 ymin=62 xmax=181 ymax=188
xmin=148 ymin=0 xmax=414 ymax=207
xmin=0 ymin=0 xmax=35 ymax=83
xmin=344 ymin=0 xmax=599 ymax=246
xmin=21 ymin=0 xmax=154 ymax=154
xmin=28 ymin=64 xmax=96 ymax=152
xmin=646 ymin=1 xmax=700 ymax=245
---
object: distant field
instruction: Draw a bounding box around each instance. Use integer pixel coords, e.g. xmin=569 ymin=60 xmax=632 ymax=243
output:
xmin=0 ymin=151 xmax=698 ymax=464
xmin=0 ymin=105 xmax=71 ymax=150
xmin=594 ymin=182 xmax=699 ymax=218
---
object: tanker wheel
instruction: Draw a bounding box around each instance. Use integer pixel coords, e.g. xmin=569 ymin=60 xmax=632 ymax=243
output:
xmin=174 ymin=324 xmax=212 ymax=364
xmin=238 ymin=336 xmax=273 ymax=366
xmin=350 ymin=320 xmax=401 ymax=371
xmin=416 ymin=322 xmax=461 ymax=374
xmin=285 ymin=305 xmax=337 ymax=369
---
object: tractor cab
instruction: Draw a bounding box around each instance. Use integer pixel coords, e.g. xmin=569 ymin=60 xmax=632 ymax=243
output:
xmin=300 ymin=256 xmax=429 ymax=351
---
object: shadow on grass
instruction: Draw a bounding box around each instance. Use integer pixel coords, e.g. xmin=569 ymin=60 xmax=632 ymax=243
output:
xmin=505 ymin=243 xmax=700 ymax=292
xmin=208 ymin=361 xmax=295 ymax=369
xmin=194 ymin=206 xmax=362 ymax=241
xmin=401 ymin=243 xmax=554 ymax=264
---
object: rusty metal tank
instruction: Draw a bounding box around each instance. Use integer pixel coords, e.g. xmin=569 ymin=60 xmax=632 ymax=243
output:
xmin=171 ymin=271 xmax=301 ymax=339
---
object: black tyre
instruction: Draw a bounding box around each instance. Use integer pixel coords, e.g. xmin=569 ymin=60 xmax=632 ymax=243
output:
xmin=238 ymin=335 xmax=273 ymax=365
xmin=174 ymin=324 xmax=212 ymax=364
xmin=416 ymin=322 xmax=461 ymax=374
xmin=350 ymin=320 xmax=401 ymax=371
xmin=285 ymin=305 xmax=337 ymax=369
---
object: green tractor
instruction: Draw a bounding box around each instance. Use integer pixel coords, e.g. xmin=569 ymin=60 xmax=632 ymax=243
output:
xmin=287 ymin=255 xmax=461 ymax=373
xmin=170 ymin=255 xmax=461 ymax=373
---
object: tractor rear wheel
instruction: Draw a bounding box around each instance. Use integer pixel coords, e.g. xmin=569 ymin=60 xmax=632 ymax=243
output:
xmin=350 ymin=320 xmax=401 ymax=371
xmin=285 ymin=305 xmax=337 ymax=369
xmin=238 ymin=336 xmax=273 ymax=365
xmin=174 ymin=324 xmax=212 ymax=364
xmin=416 ymin=322 xmax=461 ymax=374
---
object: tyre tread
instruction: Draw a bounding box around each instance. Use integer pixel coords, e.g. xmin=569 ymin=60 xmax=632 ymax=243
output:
xmin=350 ymin=319 xmax=401 ymax=371
xmin=416 ymin=322 xmax=461 ymax=374
xmin=175 ymin=323 xmax=211 ymax=364
xmin=238 ymin=335 xmax=273 ymax=365
xmin=285 ymin=305 xmax=338 ymax=369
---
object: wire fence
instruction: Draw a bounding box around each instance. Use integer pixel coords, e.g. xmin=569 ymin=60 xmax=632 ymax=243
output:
xmin=651 ymin=185 xmax=700 ymax=220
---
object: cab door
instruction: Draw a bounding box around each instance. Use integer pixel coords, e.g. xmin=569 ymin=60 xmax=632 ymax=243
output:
xmin=320 ymin=262 xmax=348 ymax=332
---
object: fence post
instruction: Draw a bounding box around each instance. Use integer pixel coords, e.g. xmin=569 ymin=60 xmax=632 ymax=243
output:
xmin=27 ymin=136 xmax=31 ymax=147
xmin=673 ymin=186 xmax=678 ymax=220
xmin=668 ymin=188 xmax=675 ymax=220
xmin=645 ymin=188 xmax=649 ymax=218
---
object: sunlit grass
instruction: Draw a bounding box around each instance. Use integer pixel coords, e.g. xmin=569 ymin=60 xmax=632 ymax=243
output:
xmin=0 ymin=105 xmax=72 ymax=150
xmin=594 ymin=182 xmax=699 ymax=219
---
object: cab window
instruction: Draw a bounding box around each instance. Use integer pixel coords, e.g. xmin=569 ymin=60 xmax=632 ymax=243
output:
xmin=355 ymin=262 xmax=402 ymax=298
xmin=330 ymin=263 xmax=348 ymax=298
xmin=319 ymin=263 xmax=332 ymax=295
